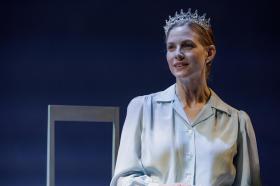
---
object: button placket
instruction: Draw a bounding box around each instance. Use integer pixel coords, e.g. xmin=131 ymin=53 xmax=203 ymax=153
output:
xmin=185 ymin=129 xmax=193 ymax=134
xmin=183 ymin=173 xmax=193 ymax=185
xmin=183 ymin=127 xmax=195 ymax=185
xmin=185 ymin=153 xmax=193 ymax=159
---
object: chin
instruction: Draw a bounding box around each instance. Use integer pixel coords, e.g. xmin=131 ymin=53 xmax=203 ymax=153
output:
xmin=173 ymin=72 xmax=196 ymax=83
xmin=173 ymin=72 xmax=190 ymax=79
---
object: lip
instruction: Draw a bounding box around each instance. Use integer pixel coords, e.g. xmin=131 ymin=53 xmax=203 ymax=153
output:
xmin=173 ymin=62 xmax=189 ymax=68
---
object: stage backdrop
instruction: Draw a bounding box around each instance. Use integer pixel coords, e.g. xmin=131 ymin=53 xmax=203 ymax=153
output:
xmin=0 ymin=0 xmax=279 ymax=185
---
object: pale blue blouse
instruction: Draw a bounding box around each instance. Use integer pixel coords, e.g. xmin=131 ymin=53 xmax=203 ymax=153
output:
xmin=110 ymin=84 xmax=261 ymax=186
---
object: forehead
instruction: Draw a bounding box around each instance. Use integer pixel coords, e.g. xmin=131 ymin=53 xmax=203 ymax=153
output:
xmin=167 ymin=24 xmax=200 ymax=43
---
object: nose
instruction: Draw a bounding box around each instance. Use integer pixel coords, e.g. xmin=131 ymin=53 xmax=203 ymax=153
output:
xmin=175 ymin=49 xmax=185 ymax=61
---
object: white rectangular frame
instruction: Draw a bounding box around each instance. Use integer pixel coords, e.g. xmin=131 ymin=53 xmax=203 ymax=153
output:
xmin=47 ymin=105 xmax=120 ymax=186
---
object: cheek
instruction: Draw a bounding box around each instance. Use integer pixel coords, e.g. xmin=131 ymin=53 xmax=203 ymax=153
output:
xmin=187 ymin=51 xmax=205 ymax=64
xmin=166 ymin=53 xmax=175 ymax=73
xmin=166 ymin=52 xmax=173 ymax=64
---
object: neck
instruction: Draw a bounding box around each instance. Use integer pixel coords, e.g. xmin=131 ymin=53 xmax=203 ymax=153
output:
xmin=176 ymin=77 xmax=210 ymax=107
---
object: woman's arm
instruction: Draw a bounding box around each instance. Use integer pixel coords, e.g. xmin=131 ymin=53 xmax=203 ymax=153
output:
xmin=110 ymin=96 xmax=160 ymax=186
xmin=233 ymin=110 xmax=262 ymax=186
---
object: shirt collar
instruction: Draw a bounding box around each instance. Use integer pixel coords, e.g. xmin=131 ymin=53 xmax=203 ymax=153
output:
xmin=154 ymin=84 xmax=176 ymax=102
xmin=208 ymin=89 xmax=232 ymax=116
xmin=155 ymin=84 xmax=232 ymax=116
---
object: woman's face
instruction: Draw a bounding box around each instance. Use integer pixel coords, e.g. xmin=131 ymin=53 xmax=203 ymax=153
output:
xmin=166 ymin=24 xmax=210 ymax=81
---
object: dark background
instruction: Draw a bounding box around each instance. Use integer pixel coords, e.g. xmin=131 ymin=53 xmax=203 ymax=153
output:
xmin=0 ymin=0 xmax=279 ymax=185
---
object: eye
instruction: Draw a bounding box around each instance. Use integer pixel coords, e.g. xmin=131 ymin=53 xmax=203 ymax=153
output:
xmin=181 ymin=42 xmax=195 ymax=49
xmin=167 ymin=44 xmax=175 ymax=51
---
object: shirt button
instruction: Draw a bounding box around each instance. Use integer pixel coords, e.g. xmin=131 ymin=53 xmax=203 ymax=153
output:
xmin=185 ymin=153 xmax=193 ymax=159
xmin=184 ymin=173 xmax=193 ymax=184
xmin=186 ymin=129 xmax=193 ymax=134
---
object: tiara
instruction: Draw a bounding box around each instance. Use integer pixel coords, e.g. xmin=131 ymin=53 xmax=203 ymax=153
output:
xmin=164 ymin=9 xmax=211 ymax=35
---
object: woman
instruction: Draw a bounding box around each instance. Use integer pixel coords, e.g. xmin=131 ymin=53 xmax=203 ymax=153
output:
xmin=110 ymin=9 xmax=261 ymax=186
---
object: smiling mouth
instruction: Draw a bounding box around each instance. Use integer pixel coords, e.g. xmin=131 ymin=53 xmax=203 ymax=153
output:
xmin=174 ymin=63 xmax=188 ymax=68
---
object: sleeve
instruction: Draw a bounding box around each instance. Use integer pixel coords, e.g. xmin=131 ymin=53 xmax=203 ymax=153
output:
xmin=233 ymin=110 xmax=262 ymax=186
xmin=110 ymin=96 xmax=160 ymax=186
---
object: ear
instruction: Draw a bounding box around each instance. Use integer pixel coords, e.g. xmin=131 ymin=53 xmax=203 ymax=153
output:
xmin=205 ymin=45 xmax=216 ymax=63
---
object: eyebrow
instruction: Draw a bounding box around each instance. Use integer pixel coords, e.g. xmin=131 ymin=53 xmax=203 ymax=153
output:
xmin=167 ymin=39 xmax=195 ymax=45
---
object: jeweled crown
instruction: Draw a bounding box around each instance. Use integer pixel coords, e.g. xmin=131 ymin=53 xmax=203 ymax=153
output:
xmin=164 ymin=9 xmax=211 ymax=35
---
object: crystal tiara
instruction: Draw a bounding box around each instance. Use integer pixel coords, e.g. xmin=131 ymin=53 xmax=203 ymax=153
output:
xmin=164 ymin=9 xmax=211 ymax=35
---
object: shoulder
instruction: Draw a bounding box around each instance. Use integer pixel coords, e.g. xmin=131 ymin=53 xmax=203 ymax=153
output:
xmin=127 ymin=84 xmax=175 ymax=108
xmin=238 ymin=110 xmax=255 ymax=134
xmin=209 ymin=89 xmax=239 ymax=117
xmin=126 ymin=93 xmax=161 ymax=111
xmin=219 ymin=97 xmax=253 ymax=127
xmin=210 ymin=90 xmax=254 ymax=122
xmin=238 ymin=110 xmax=251 ymax=122
xmin=210 ymin=91 xmax=255 ymax=133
